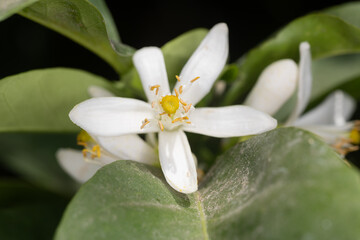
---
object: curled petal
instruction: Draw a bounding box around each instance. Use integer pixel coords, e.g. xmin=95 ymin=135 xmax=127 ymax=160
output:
xmin=56 ymin=148 xmax=103 ymax=183
xmin=158 ymin=130 xmax=198 ymax=194
xmin=133 ymin=47 xmax=170 ymax=102
xmin=286 ymin=42 xmax=312 ymax=124
xmin=294 ymin=90 xmax=356 ymax=126
xmin=174 ymin=23 xmax=229 ymax=105
xmin=69 ymin=97 xmax=158 ymax=136
xmin=183 ymin=105 xmax=277 ymax=138
xmin=88 ymin=86 xmax=115 ymax=98
xmin=244 ymin=59 xmax=298 ymax=115
xmin=94 ymin=134 xmax=158 ymax=165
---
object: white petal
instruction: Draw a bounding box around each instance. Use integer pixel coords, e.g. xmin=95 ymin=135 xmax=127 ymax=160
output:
xmin=299 ymin=122 xmax=354 ymax=144
xmin=244 ymin=59 xmax=298 ymax=115
xmin=174 ymin=23 xmax=229 ymax=105
xmin=158 ymin=130 xmax=197 ymax=194
xmin=294 ymin=90 xmax=356 ymax=126
xmin=286 ymin=42 xmax=312 ymax=124
xmin=133 ymin=47 xmax=170 ymax=102
xmin=183 ymin=105 xmax=277 ymax=138
xmin=69 ymin=97 xmax=158 ymax=136
xmin=88 ymin=86 xmax=115 ymax=98
xmin=56 ymin=148 xmax=102 ymax=183
xmin=93 ymin=134 xmax=158 ymax=165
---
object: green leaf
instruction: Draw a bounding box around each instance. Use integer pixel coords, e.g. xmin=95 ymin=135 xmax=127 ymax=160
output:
xmin=0 ymin=0 xmax=37 ymax=21
xmin=18 ymin=0 xmax=134 ymax=74
xmin=0 ymin=179 xmax=69 ymax=240
xmin=311 ymin=53 xmax=360 ymax=104
xmin=223 ymin=13 xmax=360 ymax=106
xmin=0 ymin=133 xmax=78 ymax=195
xmin=55 ymin=127 xmax=360 ymax=239
xmin=0 ymin=68 xmax=115 ymax=133
xmin=325 ymin=2 xmax=360 ymax=29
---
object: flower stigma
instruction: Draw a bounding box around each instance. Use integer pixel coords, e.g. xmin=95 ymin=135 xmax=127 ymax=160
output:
xmin=140 ymin=75 xmax=200 ymax=131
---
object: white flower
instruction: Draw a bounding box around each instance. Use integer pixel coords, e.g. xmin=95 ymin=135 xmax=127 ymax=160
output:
xmin=69 ymin=23 xmax=277 ymax=193
xmin=245 ymin=42 xmax=359 ymax=155
xmin=56 ymin=86 xmax=157 ymax=183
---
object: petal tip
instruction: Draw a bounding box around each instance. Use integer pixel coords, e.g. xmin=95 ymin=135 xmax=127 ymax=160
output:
xmin=300 ymin=41 xmax=310 ymax=51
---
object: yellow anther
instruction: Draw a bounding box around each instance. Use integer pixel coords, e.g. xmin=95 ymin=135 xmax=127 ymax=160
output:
xmin=161 ymin=95 xmax=179 ymax=114
xmin=158 ymin=121 xmax=164 ymax=131
xmin=140 ymin=118 xmax=150 ymax=129
xmin=179 ymin=98 xmax=187 ymax=106
xmin=172 ymin=116 xmax=189 ymax=123
xmin=172 ymin=117 xmax=183 ymax=123
xmin=77 ymin=130 xmax=92 ymax=146
xmin=350 ymin=129 xmax=360 ymax=144
xmin=190 ymin=76 xmax=200 ymax=83
xmin=183 ymin=103 xmax=192 ymax=113
xmin=92 ymin=145 xmax=101 ymax=159
xmin=150 ymin=85 xmax=160 ymax=95
xmin=176 ymin=75 xmax=181 ymax=82
xmin=179 ymin=85 xmax=183 ymax=94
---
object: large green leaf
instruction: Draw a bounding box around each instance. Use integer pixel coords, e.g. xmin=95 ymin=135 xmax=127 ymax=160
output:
xmin=17 ymin=0 xmax=134 ymax=74
xmin=0 ymin=68 xmax=115 ymax=133
xmin=0 ymin=179 xmax=69 ymax=240
xmin=0 ymin=133 xmax=78 ymax=195
xmin=0 ymin=0 xmax=37 ymax=21
xmin=223 ymin=13 xmax=360 ymax=106
xmin=55 ymin=127 xmax=360 ymax=239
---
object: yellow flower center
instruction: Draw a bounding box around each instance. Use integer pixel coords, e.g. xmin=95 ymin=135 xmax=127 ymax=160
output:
xmin=161 ymin=95 xmax=179 ymax=114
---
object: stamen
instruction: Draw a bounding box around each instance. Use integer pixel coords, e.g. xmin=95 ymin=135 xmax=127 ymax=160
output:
xmin=160 ymin=112 xmax=167 ymax=115
xmin=179 ymin=98 xmax=187 ymax=106
xmin=183 ymin=103 xmax=192 ymax=113
xmin=172 ymin=117 xmax=183 ymax=123
xmin=158 ymin=121 xmax=164 ymax=131
xmin=140 ymin=118 xmax=150 ymax=129
xmin=92 ymin=145 xmax=101 ymax=159
xmin=172 ymin=116 xmax=189 ymax=123
xmin=179 ymin=85 xmax=183 ymax=94
xmin=190 ymin=76 xmax=200 ymax=83
xmin=150 ymin=85 xmax=160 ymax=95
xmin=174 ymin=88 xmax=179 ymax=97
xmin=151 ymin=101 xmax=156 ymax=108
xmin=186 ymin=121 xmax=192 ymax=124
xmin=176 ymin=75 xmax=181 ymax=82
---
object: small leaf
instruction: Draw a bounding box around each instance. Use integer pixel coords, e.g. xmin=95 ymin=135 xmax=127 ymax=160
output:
xmin=0 ymin=68 xmax=115 ymax=133
xmin=55 ymin=127 xmax=360 ymax=239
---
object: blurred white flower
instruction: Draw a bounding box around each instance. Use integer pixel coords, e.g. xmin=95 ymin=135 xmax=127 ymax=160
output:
xmin=245 ymin=42 xmax=359 ymax=155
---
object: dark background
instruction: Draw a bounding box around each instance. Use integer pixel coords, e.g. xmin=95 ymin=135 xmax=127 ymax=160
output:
xmin=0 ymin=0 xmax=349 ymax=80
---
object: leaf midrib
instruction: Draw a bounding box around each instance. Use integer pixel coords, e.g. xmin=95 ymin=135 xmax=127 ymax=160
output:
xmin=195 ymin=192 xmax=210 ymax=240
